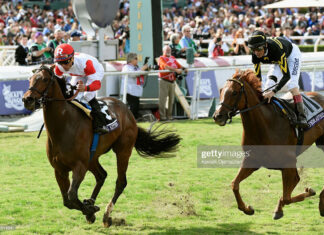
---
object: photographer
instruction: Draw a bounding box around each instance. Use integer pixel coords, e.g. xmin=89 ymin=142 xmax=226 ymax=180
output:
xmin=121 ymin=53 xmax=148 ymax=119
xmin=208 ymin=33 xmax=224 ymax=58
xmin=158 ymin=45 xmax=188 ymax=121
xmin=169 ymin=33 xmax=186 ymax=58
xmin=231 ymin=29 xmax=250 ymax=56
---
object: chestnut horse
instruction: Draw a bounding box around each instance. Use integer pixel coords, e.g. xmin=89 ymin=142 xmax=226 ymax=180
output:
xmin=22 ymin=65 xmax=181 ymax=227
xmin=213 ymin=69 xmax=324 ymax=219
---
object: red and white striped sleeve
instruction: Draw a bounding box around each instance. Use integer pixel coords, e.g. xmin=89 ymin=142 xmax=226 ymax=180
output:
xmin=54 ymin=65 xmax=64 ymax=78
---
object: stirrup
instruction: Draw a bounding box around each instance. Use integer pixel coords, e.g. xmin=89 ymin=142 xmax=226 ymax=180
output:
xmin=297 ymin=120 xmax=308 ymax=129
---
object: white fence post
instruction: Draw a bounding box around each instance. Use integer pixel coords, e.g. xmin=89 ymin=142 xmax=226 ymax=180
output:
xmin=122 ymin=74 xmax=128 ymax=104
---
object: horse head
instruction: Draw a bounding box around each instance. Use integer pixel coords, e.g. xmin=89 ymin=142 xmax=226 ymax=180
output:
xmin=22 ymin=65 xmax=55 ymax=111
xmin=213 ymin=69 xmax=262 ymax=126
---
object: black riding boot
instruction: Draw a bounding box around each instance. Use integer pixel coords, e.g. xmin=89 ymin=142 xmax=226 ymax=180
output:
xmin=296 ymin=102 xmax=308 ymax=129
xmin=88 ymin=98 xmax=109 ymax=134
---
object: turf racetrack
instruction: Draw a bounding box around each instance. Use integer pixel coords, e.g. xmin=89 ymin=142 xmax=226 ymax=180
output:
xmin=0 ymin=118 xmax=323 ymax=234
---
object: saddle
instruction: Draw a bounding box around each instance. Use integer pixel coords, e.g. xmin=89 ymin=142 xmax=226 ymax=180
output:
xmin=272 ymin=94 xmax=324 ymax=129
xmin=272 ymin=94 xmax=324 ymax=147
xmin=70 ymin=99 xmax=119 ymax=132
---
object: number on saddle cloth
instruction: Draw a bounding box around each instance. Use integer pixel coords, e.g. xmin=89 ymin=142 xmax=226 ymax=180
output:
xmin=98 ymin=101 xmax=113 ymax=121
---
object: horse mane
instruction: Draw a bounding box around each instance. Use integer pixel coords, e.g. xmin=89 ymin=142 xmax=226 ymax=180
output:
xmin=36 ymin=65 xmax=70 ymax=99
xmin=233 ymin=69 xmax=263 ymax=100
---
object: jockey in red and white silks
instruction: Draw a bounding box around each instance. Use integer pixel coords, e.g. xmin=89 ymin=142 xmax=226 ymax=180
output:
xmin=54 ymin=51 xmax=104 ymax=102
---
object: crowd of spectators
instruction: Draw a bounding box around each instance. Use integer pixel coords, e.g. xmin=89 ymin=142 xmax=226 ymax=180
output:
xmin=162 ymin=0 xmax=324 ymax=57
xmin=0 ymin=0 xmax=83 ymax=65
xmin=1 ymin=0 xmax=324 ymax=64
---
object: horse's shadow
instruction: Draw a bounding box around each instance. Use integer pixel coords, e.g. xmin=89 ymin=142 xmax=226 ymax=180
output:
xmin=148 ymin=222 xmax=266 ymax=235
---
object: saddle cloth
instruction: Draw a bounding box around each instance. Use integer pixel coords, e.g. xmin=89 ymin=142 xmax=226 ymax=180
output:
xmin=70 ymin=100 xmax=119 ymax=132
xmin=272 ymin=93 xmax=324 ymax=129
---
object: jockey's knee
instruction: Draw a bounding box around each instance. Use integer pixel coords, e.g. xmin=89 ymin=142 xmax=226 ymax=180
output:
xmin=289 ymin=87 xmax=300 ymax=96
xmin=84 ymin=92 xmax=96 ymax=103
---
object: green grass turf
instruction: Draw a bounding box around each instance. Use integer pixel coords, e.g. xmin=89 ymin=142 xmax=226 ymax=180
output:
xmin=0 ymin=117 xmax=323 ymax=234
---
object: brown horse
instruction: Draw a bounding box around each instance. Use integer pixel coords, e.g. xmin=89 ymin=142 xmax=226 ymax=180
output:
xmin=22 ymin=65 xmax=181 ymax=227
xmin=213 ymin=69 xmax=324 ymax=219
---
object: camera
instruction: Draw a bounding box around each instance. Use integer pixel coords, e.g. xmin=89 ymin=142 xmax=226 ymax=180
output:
xmin=144 ymin=56 xmax=150 ymax=65
xmin=174 ymin=68 xmax=187 ymax=80
xmin=148 ymin=64 xmax=159 ymax=70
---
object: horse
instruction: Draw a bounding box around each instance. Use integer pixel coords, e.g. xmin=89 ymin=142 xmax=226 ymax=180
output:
xmin=22 ymin=65 xmax=181 ymax=227
xmin=213 ymin=69 xmax=324 ymax=220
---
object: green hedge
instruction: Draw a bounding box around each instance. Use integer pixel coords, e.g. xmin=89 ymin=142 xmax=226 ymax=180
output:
xmin=298 ymin=45 xmax=324 ymax=52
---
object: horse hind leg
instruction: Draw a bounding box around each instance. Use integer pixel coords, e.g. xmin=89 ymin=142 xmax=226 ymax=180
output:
xmin=315 ymin=136 xmax=324 ymax=216
xmin=274 ymin=168 xmax=316 ymax=220
xmin=320 ymin=187 xmax=324 ymax=216
xmin=103 ymin=150 xmax=131 ymax=228
xmin=83 ymin=160 xmax=108 ymax=224
xmin=315 ymin=135 xmax=324 ymax=151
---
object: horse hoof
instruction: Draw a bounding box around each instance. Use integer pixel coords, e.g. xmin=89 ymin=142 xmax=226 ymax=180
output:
xmin=86 ymin=214 xmax=96 ymax=224
xmin=306 ymin=187 xmax=316 ymax=196
xmin=244 ymin=205 xmax=254 ymax=215
xmin=103 ymin=215 xmax=112 ymax=228
xmin=273 ymin=211 xmax=284 ymax=220
xmin=83 ymin=205 xmax=100 ymax=215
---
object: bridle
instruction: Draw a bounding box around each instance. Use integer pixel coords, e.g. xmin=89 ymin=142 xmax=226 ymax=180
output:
xmin=28 ymin=65 xmax=79 ymax=105
xmin=28 ymin=65 xmax=55 ymax=104
xmin=219 ymin=77 xmax=267 ymax=122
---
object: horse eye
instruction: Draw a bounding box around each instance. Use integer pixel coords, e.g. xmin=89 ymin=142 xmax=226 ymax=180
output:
xmin=233 ymin=91 xmax=238 ymax=96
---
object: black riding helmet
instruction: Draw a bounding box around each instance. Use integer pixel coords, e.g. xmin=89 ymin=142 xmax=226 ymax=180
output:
xmin=247 ymin=31 xmax=267 ymax=49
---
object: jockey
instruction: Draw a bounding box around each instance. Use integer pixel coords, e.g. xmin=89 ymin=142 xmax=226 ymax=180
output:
xmin=54 ymin=43 xmax=114 ymax=134
xmin=247 ymin=31 xmax=308 ymax=129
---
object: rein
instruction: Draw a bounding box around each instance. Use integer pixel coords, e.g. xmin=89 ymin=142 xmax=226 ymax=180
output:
xmin=29 ymin=65 xmax=80 ymax=104
xmin=30 ymin=65 xmax=80 ymax=138
xmin=220 ymin=77 xmax=276 ymax=122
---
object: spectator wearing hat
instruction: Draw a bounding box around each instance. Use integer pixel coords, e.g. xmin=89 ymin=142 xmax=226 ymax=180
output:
xmin=70 ymin=30 xmax=82 ymax=41
xmin=47 ymin=29 xmax=65 ymax=59
xmin=30 ymin=32 xmax=52 ymax=64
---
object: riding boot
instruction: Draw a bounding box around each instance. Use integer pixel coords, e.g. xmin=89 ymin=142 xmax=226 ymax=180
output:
xmin=88 ymin=98 xmax=109 ymax=134
xmin=295 ymin=102 xmax=308 ymax=129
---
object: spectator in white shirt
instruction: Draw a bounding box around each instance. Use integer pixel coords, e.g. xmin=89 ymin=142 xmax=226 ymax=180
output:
xmin=121 ymin=53 xmax=148 ymax=119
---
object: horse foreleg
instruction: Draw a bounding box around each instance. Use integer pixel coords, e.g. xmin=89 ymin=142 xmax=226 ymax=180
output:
xmin=54 ymin=169 xmax=78 ymax=210
xmin=274 ymin=168 xmax=316 ymax=220
xmin=232 ymin=167 xmax=258 ymax=215
xmin=68 ymin=162 xmax=100 ymax=216
xmin=103 ymin=152 xmax=130 ymax=228
xmin=319 ymin=187 xmax=324 ymax=216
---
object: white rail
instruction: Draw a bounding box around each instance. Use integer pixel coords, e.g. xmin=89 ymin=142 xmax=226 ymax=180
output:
xmin=4 ymin=62 xmax=324 ymax=119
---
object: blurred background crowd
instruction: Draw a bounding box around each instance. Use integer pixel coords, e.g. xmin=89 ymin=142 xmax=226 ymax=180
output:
xmin=1 ymin=0 xmax=324 ymax=65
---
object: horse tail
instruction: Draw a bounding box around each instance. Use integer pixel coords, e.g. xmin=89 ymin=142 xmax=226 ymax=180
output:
xmin=134 ymin=122 xmax=181 ymax=157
